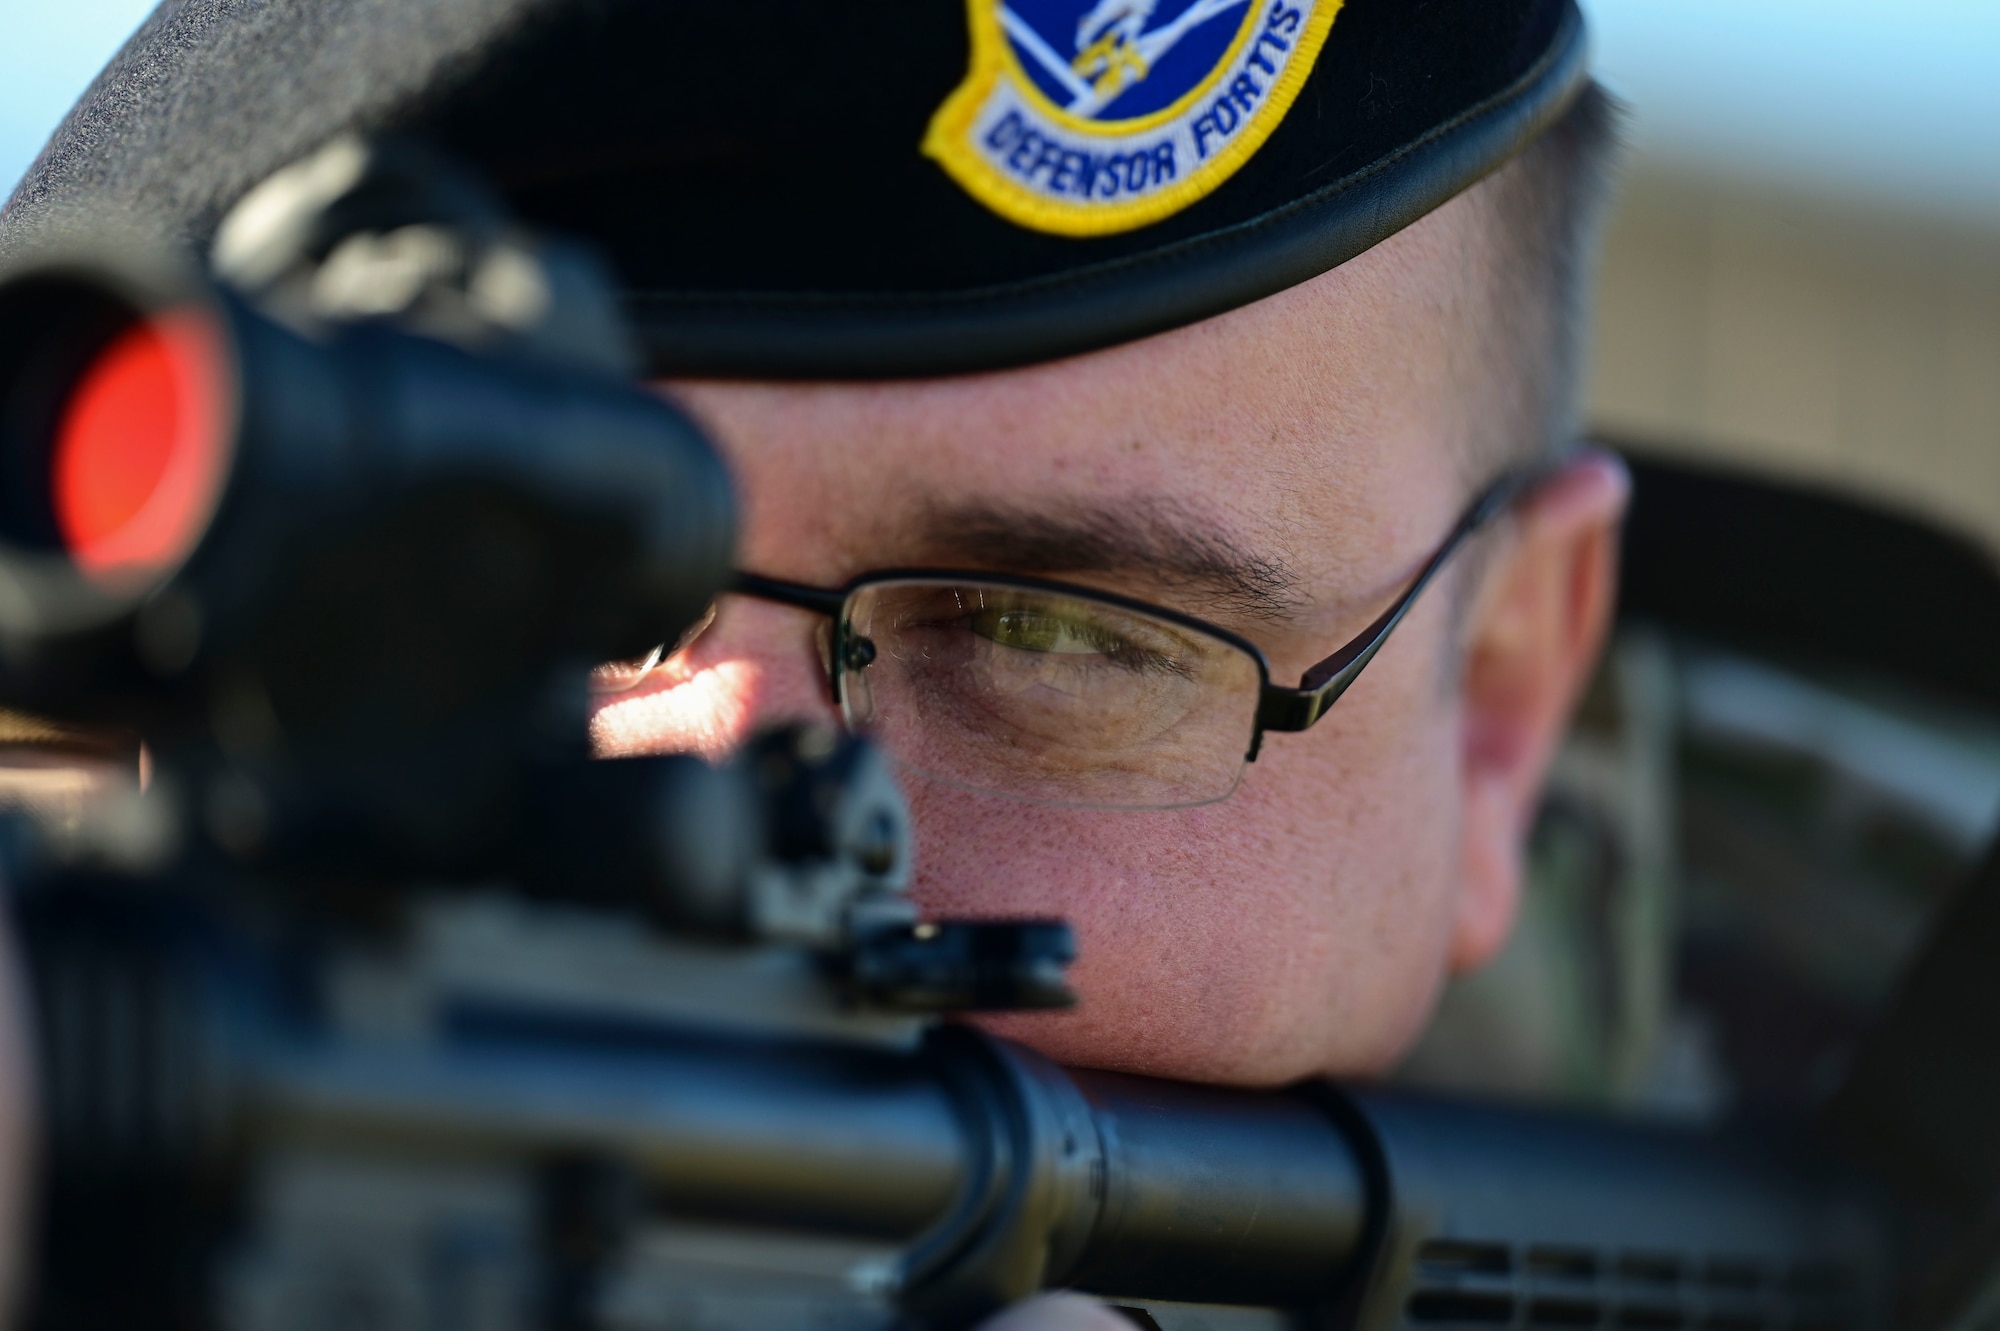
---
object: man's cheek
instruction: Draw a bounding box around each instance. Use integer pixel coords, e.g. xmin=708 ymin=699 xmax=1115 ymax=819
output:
xmin=902 ymin=781 xmax=1234 ymax=986
xmin=902 ymin=782 xmax=1307 ymax=1078
xmin=903 ymin=781 xmax=1233 ymax=921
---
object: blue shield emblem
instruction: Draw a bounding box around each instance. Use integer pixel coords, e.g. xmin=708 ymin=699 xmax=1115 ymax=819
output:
xmin=925 ymin=0 xmax=1344 ymax=235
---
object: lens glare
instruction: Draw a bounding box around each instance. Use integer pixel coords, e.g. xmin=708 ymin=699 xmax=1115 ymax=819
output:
xmin=50 ymin=308 xmax=226 ymax=583
xmin=843 ymin=580 xmax=1261 ymax=808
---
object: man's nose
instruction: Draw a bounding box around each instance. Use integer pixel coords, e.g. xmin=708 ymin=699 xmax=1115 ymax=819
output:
xmin=588 ymin=596 xmax=838 ymax=760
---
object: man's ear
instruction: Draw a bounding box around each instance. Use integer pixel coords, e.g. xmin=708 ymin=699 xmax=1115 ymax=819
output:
xmin=1453 ymin=451 xmax=1630 ymax=972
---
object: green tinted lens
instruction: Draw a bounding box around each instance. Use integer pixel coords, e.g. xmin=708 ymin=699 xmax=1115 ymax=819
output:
xmin=840 ymin=579 xmax=1261 ymax=809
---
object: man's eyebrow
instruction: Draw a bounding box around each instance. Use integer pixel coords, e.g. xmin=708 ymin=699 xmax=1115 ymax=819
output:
xmin=911 ymin=498 xmax=1306 ymax=623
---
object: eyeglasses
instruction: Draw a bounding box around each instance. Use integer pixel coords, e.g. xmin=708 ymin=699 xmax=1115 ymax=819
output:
xmin=681 ymin=472 xmax=1533 ymax=810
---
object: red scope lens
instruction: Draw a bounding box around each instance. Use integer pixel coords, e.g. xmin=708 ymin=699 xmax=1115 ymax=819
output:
xmin=50 ymin=308 xmax=227 ymax=582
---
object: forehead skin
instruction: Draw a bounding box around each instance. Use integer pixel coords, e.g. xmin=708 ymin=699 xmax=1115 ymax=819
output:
xmin=598 ymin=188 xmax=1502 ymax=1084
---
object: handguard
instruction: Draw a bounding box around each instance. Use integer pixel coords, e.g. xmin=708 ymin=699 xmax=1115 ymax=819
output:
xmin=8 ymin=849 xmax=1891 ymax=1331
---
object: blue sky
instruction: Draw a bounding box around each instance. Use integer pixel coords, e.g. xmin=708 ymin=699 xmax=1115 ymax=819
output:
xmin=5 ymin=0 xmax=1999 ymax=224
xmin=1586 ymin=0 xmax=2000 ymax=223
xmin=1 ymin=0 xmax=156 ymax=196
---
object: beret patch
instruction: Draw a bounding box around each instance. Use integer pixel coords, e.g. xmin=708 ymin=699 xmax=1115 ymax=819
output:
xmin=923 ymin=0 xmax=1343 ymax=236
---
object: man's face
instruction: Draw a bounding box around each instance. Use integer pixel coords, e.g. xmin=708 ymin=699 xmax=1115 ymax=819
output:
xmin=593 ymin=188 xmax=1623 ymax=1086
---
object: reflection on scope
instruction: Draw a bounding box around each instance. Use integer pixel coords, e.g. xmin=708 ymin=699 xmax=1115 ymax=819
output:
xmin=49 ymin=308 xmax=227 ymax=583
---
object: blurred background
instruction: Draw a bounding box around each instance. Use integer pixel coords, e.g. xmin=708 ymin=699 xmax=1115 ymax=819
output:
xmin=5 ymin=1 xmax=1999 ymax=1119
xmin=1402 ymin=1 xmax=2000 ymax=1118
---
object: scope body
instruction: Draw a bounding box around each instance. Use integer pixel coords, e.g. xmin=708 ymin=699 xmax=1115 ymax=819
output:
xmin=0 ymin=254 xmax=732 ymax=744
xmin=0 ymin=254 xmax=735 ymax=865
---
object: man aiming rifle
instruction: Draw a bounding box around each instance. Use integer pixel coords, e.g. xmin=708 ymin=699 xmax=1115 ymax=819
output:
xmin=0 ymin=1 xmax=1650 ymax=1325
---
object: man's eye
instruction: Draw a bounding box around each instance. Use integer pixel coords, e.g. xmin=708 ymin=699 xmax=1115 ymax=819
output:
xmin=967 ymin=607 xmax=1114 ymax=654
xmin=956 ymin=603 xmax=1199 ymax=680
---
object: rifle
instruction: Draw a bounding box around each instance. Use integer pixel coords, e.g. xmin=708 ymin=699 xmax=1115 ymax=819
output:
xmin=0 ymin=140 xmax=1937 ymax=1331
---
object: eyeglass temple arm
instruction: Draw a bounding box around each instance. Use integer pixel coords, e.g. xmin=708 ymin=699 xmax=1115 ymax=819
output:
xmin=1254 ymin=474 xmax=1529 ymax=735
xmin=732 ymin=571 xmax=849 ymax=618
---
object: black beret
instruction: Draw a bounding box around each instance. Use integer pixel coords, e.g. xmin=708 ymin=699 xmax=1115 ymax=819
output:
xmin=1 ymin=0 xmax=1586 ymax=378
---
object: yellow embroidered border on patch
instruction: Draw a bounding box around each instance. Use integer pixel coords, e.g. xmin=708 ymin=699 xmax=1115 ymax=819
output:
xmin=923 ymin=0 xmax=1343 ymax=238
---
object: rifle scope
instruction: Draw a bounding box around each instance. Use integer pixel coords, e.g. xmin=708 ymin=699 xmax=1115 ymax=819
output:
xmin=0 ymin=253 xmax=733 ymax=744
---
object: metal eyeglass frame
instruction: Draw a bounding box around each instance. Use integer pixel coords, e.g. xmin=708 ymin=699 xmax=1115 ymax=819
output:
xmin=730 ymin=470 xmax=1535 ymax=765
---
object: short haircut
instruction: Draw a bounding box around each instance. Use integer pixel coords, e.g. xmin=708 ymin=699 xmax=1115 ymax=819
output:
xmin=1432 ymin=83 xmax=1622 ymax=647
xmin=1467 ymin=81 xmax=1626 ymax=478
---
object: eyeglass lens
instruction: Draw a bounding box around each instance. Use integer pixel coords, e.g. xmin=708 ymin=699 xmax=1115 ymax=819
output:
xmin=838 ymin=579 xmax=1262 ymax=809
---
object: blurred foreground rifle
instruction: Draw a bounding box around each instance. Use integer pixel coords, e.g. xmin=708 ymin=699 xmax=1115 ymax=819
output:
xmin=0 ymin=140 xmax=1916 ymax=1331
